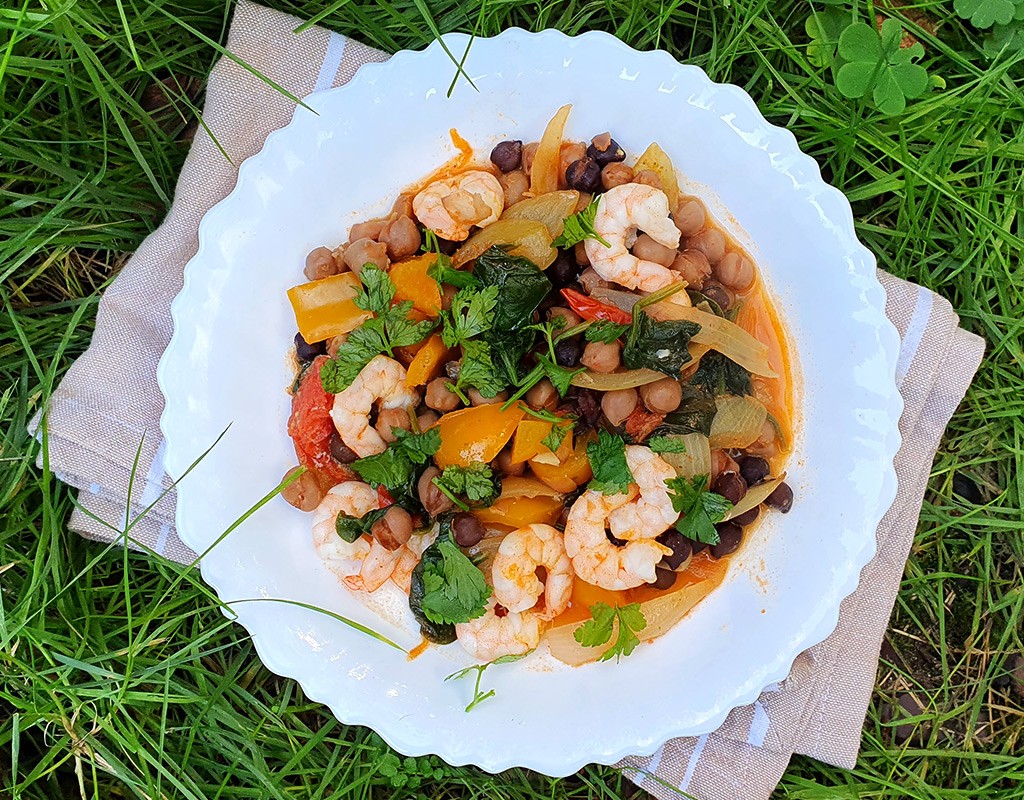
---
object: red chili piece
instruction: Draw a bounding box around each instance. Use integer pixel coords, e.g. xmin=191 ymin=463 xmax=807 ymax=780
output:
xmin=560 ymin=288 xmax=632 ymax=324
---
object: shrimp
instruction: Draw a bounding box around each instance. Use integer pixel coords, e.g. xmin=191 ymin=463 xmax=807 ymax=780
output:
xmin=330 ymin=355 xmax=419 ymax=458
xmin=390 ymin=529 xmax=438 ymax=594
xmin=564 ymin=487 xmax=672 ymax=591
xmin=455 ymin=598 xmax=544 ymax=660
xmin=607 ymin=446 xmax=678 ymax=542
xmin=412 ymin=170 xmax=504 ymax=241
xmin=312 ymin=482 xmax=424 ymax=593
xmin=491 ymin=523 xmax=573 ymax=620
xmin=584 ymin=183 xmax=690 ymax=305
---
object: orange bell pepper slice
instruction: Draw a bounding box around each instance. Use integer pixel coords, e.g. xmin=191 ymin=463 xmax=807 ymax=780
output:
xmin=390 ymin=253 xmax=442 ymax=316
xmin=405 ymin=334 xmax=450 ymax=387
xmin=473 ymin=495 xmax=563 ymax=528
xmin=529 ymin=429 xmax=595 ymax=493
xmin=434 ymin=403 xmax=526 ymax=469
xmin=287 ymin=272 xmax=371 ymax=343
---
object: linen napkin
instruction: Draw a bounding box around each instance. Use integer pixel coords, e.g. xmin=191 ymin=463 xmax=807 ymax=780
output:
xmin=29 ymin=2 xmax=986 ymax=797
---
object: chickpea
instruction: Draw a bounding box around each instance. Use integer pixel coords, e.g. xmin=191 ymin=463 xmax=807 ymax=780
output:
xmin=670 ymin=249 xmax=711 ymax=289
xmin=574 ymin=241 xmax=590 ymax=267
xmin=493 ymin=447 xmax=526 ymax=477
xmin=525 ymin=378 xmax=559 ymax=410
xmin=416 ymin=410 xmax=439 ymax=430
xmin=380 ymin=215 xmax=421 ymax=261
xmin=371 ymin=505 xmax=413 ymax=551
xmin=468 ymin=388 xmax=507 ymax=406
xmin=601 ymin=388 xmax=638 ymax=426
xmin=418 ymin=466 xmax=454 ymax=517
xmin=639 ymin=378 xmax=682 ymax=414
xmin=331 ymin=244 xmax=347 ymax=269
xmin=581 ymin=340 xmax=621 ymax=374
xmin=344 ymin=237 xmax=389 ymax=276
xmin=498 ymin=170 xmax=529 ymax=207
xmin=715 ymin=251 xmax=755 ymax=293
xmin=674 ymin=198 xmax=706 ymax=238
xmin=558 ymin=141 xmax=587 ymax=189
xmin=634 ymin=169 xmax=662 ymax=189
xmin=522 ymin=141 xmax=540 ymax=174
xmin=701 ymin=281 xmax=733 ymax=312
xmin=349 ymin=219 xmax=385 ymax=242
xmin=441 ymin=284 xmax=458 ymax=311
xmin=304 ymin=246 xmax=339 ymax=281
xmin=425 ymin=377 xmax=460 ymax=411
xmin=548 ymin=306 xmax=583 ymax=329
xmin=326 ymin=332 xmax=348 ymax=358
xmin=601 ymin=162 xmax=634 ymax=190
xmin=391 ymin=194 xmax=414 ymax=218
xmin=632 ymin=233 xmax=676 ymax=268
xmin=280 ymin=466 xmax=325 ymax=512
xmin=375 ymin=407 xmax=412 ymax=443
xmin=687 ymin=228 xmax=726 ymax=265
xmin=578 ymin=267 xmax=610 ymax=294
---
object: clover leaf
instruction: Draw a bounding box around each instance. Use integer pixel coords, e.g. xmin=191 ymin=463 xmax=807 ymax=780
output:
xmin=835 ymin=20 xmax=929 ymax=115
xmin=983 ymin=19 xmax=1024 ymax=54
xmin=805 ymin=7 xmax=849 ymax=70
xmin=954 ymin=0 xmax=1018 ymax=29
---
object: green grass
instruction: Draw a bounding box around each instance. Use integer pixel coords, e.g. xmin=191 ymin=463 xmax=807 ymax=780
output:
xmin=2 ymin=0 xmax=1022 ymax=797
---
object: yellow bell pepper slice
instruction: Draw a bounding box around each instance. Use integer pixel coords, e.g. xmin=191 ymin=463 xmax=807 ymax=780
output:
xmin=287 ymin=272 xmax=370 ymax=343
xmin=434 ymin=403 xmax=526 ymax=469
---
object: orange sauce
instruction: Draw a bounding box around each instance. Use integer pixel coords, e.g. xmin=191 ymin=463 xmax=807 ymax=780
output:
xmin=407 ymin=638 xmax=430 ymax=661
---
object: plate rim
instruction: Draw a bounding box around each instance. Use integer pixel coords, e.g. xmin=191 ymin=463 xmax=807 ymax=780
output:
xmin=157 ymin=27 xmax=903 ymax=775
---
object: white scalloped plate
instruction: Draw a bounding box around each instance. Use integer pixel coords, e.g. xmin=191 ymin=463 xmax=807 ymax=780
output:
xmin=157 ymin=29 xmax=901 ymax=776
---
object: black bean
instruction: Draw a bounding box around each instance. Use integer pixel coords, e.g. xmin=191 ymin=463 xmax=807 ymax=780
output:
xmin=554 ymin=337 xmax=582 ymax=368
xmin=547 ymin=252 xmax=580 ymax=289
xmin=565 ymin=157 xmax=602 ymax=193
xmin=731 ymin=506 xmax=760 ymax=527
xmin=688 ymin=538 xmax=709 ymax=554
xmin=294 ymin=332 xmax=325 ymax=362
xmin=656 ymin=531 xmax=692 ymax=570
xmin=539 ymin=287 xmax=563 ymax=312
xmin=712 ymin=471 xmax=747 ymax=506
xmin=606 ymin=530 xmax=628 ymax=547
xmin=649 ymin=567 xmax=677 ymax=591
xmin=328 ymin=432 xmax=357 ymax=464
xmin=710 ymin=522 xmax=743 ymax=559
xmin=452 ymin=512 xmax=485 ymax=547
xmin=490 ymin=140 xmax=523 ymax=172
xmin=765 ymin=482 xmax=794 ymax=513
xmin=701 ymin=282 xmax=732 ymax=312
xmin=586 ymin=135 xmax=626 ymax=166
xmin=739 ymin=455 xmax=771 ymax=486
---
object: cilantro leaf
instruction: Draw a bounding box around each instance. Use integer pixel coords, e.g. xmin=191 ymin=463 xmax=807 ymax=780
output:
xmin=350 ymin=426 xmax=441 ymax=493
xmin=320 ymin=322 xmax=388 ymax=392
xmin=541 ymin=419 xmax=572 ymax=452
xmin=445 ymin=652 xmax=531 ymax=712
xmin=441 ymin=286 xmax=499 ymax=347
xmin=433 ymin=463 xmax=499 ymax=509
xmin=456 ymin=339 xmax=508 ymax=398
xmin=335 ymin=506 xmax=390 ymax=543
xmin=385 ymin=300 xmax=437 ymax=350
xmin=419 ymin=537 xmax=491 ymax=625
xmin=573 ymin=602 xmax=647 ymax=662
xmin=586 ymin=429 xmax=634 ymax=495
xmin=428 ymin=257 xmax=479 ymax=290
xmin=648 ymin=435 xmax=687 ymax=454
xmin=537 ymin=354 xmax=583 ymax=397
xmin=552 ymin=197 xmax=611 ymax=249
xmin=665 ymin=474 xmax=733 ymax=545
xmin=353 ymin=265 xmax=395 ymax=314
xmin=586 ymin=320 xmax=630 ymax=344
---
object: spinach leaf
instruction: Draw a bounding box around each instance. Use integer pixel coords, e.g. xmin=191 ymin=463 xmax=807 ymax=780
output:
xmin=335 ymin=506 xmax=390 ymax=544
xmin=622 ymin=312 xmax=701 ymax=378
xmin=686 ymin=289 xmax=726 ymax=318
xmin=473 ymin=247 xmax=552 ymax=333
xmin=652 ymin=387 xmax=718 ymax=437
xmin=690 ymin=350 xmax=752 ymax=397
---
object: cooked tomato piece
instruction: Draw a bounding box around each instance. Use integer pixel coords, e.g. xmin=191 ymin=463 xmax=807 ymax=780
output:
xmin=288 ymin=355 xmax=351 ymax=486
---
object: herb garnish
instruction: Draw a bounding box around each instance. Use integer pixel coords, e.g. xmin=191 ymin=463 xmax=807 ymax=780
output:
xmin=445 ymin=652 xmax=532 ymax=712
xmin=573 ymin=602 xmax=647 ymax=661
xmin=335 ymin=506 xmax=391 ymax=544
xmin=552 ymin=197 xmax=611 ymax=249
xmin=320 ymin=266 xmax=436 ymax=392
xmin=585 ymin=320 xmax=630 ymax=344
xmin=350 ymin=427 xmax=441 ymax=494
xmin=648 ymin=435 xmax=688 ymax=454
xmin=432 ymin=463 xmax=499 ymax=510
xmin=665 ymin=473 xmax=733 ymax=545
xmin=418 ymin=534 xmax=491 ymax=626
xmin=586 ymin=429 xmax=634 ymax=495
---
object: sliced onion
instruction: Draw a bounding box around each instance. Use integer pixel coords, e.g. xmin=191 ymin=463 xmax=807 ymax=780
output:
xmin=501 ymin=190 xmax=579 ymax=238
xmin=570 ymin=368 xmax=664 ymax=391
xmin=453 ymin=218 xmax=556 ymax=269
xmin=723 ymin=474 xmax=786 ymax=521
xmin=634 ymin=142 xmax=680 ymax=211
xmin=709 ymin=395 xmax=768 ymax=449
xmin=661 ymin=433 xmax=711 ymax=481
xmin=590 ymin=287 xmax=639 ymax=312
xmin=530 ymin=104 xmax=572 ymax=195
xmin=649 ymin=302 xmax=778 ymax=378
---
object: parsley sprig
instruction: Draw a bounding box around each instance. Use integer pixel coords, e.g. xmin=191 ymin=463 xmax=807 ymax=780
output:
xmin=432 ymin=463 xmax=499 ymax=510
xmin=522 ymin=406 xmax=575 ymax=452
xmin=444 ymin=652 xmax=532 ymax=712
xmin=665 ymin=474 xmax=733 ymax=545
xmin=320 ymin=266 xmax=436 ymax=392
xmin=419 ymin=533 xmax=491 ymax=626
xmin=586 ymin=429 xmax=634 ymax=495
xmin=552 ymin=197 xmax=611 ymax=249
xmin=648 ymin=435 xmax=687 ymax=454
xmin=350 ymin=427 xmax=441 ymax=494
xmin=573 ymin=602 xmax=647 ymax=661
xmin=501 ymin=319 xmax=585 ymax=408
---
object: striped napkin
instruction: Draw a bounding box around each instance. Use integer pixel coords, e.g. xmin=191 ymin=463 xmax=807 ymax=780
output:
xmin=30 ymin=3 xmax=985 ymax=796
